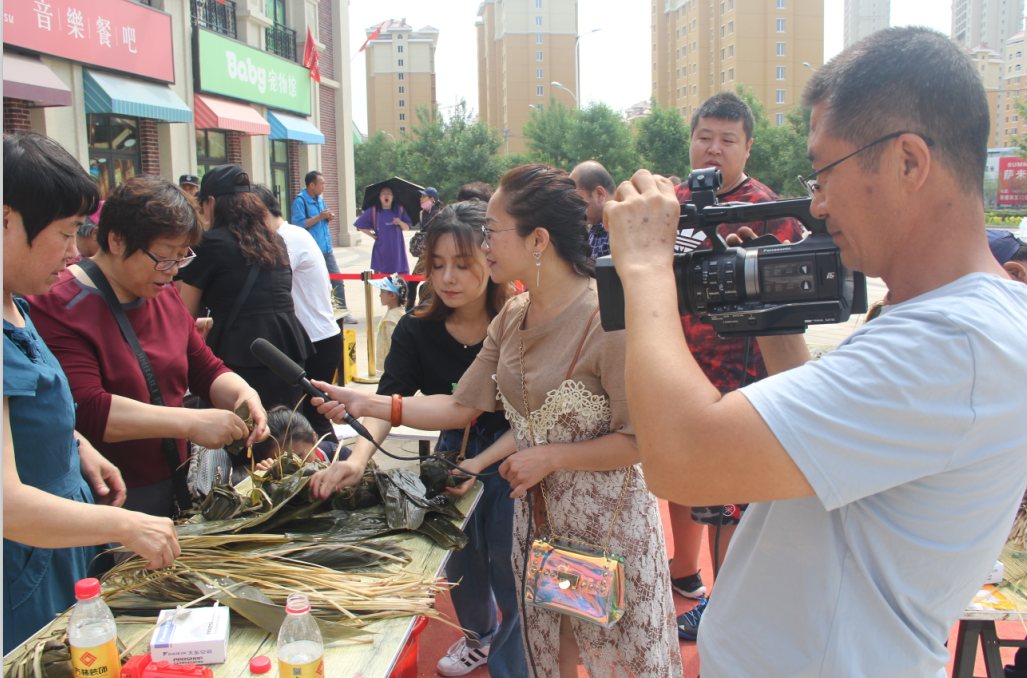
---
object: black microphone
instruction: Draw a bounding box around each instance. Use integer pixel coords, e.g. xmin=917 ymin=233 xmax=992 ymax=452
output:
xmin=250 ymin=338 xmax=374 ymax=442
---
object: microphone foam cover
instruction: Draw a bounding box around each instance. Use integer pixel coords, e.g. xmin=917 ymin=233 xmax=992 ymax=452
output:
xmin=250 ymin=338 xmax=305 ymax=386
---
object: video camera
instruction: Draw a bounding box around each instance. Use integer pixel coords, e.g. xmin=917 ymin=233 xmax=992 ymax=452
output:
xmin=596 ymin=168 xmax=868 ymax=338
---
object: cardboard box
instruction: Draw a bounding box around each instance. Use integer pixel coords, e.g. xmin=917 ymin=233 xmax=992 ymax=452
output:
xmin=150 ymin=606 xmax=230 ymax=665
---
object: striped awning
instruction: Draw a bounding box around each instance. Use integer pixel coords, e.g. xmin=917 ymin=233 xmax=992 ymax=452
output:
xmin=83 ymin=70 xmax=192 ymax=123
xmin=267 ymin=110 xmax=325 ymax=145
xmin=194 ymin=94 xmax=270 ymax=135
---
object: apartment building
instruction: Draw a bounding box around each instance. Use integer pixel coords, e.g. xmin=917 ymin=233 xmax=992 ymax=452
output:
xmin=652 ymin=0 xmax=824 ymax=127
xmin=952 ymin=0 xmax=1025 ymax=51
xmin=843 ymin=0 xmax=889 ymax=47
xmin=996 ymin=32 xmax=1027 ymax=148
xmin=364 ymin=20 xmax=439 ymax=139
xmin=476 ymin=0 xmax=577 ymax=154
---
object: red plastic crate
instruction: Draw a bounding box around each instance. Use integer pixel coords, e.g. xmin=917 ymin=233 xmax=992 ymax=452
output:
xmin=389 ymin=616 xmax=429 ymax=678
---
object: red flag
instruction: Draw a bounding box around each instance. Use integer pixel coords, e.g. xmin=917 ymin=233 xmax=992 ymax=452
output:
xmin=358 ymin=21 xmax=388 ymax=53
xmin=303 ymin=28 xmax=321 ymax=83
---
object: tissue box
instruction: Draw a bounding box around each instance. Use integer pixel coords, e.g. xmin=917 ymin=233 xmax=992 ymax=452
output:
xmin=150 ymin=606 xmax=230 ymax=665
xmin=986 ymin=560 xmax=1005 ymax=585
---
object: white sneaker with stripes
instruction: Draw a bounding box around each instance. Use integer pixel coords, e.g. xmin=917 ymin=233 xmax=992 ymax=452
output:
xmin=436 ymin=637 xmax=489 ymax=677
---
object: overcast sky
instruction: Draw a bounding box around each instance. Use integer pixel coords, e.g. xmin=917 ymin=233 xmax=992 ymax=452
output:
xmin=346 ymin=1 xmax=956 ymax=133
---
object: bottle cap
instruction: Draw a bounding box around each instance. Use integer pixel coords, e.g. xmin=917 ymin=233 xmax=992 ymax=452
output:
xmin=74 ymin=578 xmax=101 ymax=600
xmin=250 ymin=656 xmax=272 ymax=674
xmin=285 ymin=593 xmax=310 ymax=615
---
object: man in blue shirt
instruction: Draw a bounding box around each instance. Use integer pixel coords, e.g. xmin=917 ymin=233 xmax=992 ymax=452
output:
xmin=291 ymin=171 xmax=356 ymax=323
xmin=607 ymin=27 xmax=1027 ymax=678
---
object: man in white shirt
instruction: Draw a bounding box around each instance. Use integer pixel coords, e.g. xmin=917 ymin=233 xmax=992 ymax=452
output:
xmin=254 ymin=185 xmax=343 ymax=444
xmin=606 ymin=27 xmax=1027 ymax=678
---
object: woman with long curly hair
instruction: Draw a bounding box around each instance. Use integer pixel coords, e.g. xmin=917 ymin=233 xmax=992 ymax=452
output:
xmin=179 ymin=165 xmax=313 ymax=410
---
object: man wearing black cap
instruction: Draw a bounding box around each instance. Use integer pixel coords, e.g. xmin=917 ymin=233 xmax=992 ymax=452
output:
xmin=179 ymin=175 xmax=200 ymax=199
xmin=989 ymin=228 xmax=1027 ymax=283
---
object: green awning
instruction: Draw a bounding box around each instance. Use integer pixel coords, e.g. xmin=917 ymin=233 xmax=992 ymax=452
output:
xmin=83 ymin=70 xmax=192 ymax=123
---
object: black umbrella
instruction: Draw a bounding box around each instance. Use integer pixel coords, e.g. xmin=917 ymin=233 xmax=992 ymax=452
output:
xmin=361 ymin=177 xmax=424 ymax=229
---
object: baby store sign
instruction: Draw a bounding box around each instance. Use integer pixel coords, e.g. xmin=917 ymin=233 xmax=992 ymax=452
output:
xmin=195 ymin=28 xmax=311 ymax=116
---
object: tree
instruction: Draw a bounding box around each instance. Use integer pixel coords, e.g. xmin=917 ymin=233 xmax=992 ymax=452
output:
xmin=352 ymin=131 xmax=409 ymax=207
xmin=635 ymin=96 xmax=691 ymax=178
xmin=521 ymin=98 xmax=576 ymax=169
xmin=1013 ymin=98 xmax=1027 ymax=159
xmin=732 ymin=84 xmax=811 ymax=197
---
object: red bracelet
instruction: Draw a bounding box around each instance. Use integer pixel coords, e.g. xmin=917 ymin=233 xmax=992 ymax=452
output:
xmin=391 ymin=394 xmax=403 ymax=427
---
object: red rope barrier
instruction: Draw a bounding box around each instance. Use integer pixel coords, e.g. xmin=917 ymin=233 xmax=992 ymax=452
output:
xmin=329 ymin=273 xmax=427 ymax=282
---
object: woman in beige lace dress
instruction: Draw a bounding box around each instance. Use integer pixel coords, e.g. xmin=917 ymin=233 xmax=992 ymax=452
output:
xmin=311 ymin=165 xmax=681 ymax=678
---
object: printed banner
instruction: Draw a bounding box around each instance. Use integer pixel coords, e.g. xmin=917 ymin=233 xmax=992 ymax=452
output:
xmin=195 ymin=28 xmax=311 ymax=116
xmin=2 ymin=0 xmax=174 ymax=83
xmin=998 ymin=157 xmax=1027 ymax=206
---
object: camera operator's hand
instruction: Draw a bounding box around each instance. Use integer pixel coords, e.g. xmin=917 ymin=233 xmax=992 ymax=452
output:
xmin=725 ymin=226 xmax=793 ymax=247
xmin=605 ymin=170 xmax=680 ymax=275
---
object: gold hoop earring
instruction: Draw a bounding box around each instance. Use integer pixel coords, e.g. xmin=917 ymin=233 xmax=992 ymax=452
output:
xmin=533 ymin=251 xmax=542 ymax=287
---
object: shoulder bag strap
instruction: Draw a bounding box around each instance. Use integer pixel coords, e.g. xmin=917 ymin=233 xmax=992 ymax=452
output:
xmin=215 ymin=263 xmax=260 ymax=357
xmin=78 ymin=259 xmax=192 ymax=514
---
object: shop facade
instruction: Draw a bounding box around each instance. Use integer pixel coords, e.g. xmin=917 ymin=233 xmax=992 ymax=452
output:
xmin=2 ymin=0 xmax=359 ymax=245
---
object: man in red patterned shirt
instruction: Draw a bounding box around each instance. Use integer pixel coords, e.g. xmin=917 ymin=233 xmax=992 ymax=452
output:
xmin=671 ymin=91 xmax=804 ymax=639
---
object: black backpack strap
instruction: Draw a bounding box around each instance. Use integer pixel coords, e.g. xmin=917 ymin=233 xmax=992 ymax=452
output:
xmin=78 ymin=259 xmax=192 ymax=515
xmin=214 ymin=263 xmax=260 ymax=357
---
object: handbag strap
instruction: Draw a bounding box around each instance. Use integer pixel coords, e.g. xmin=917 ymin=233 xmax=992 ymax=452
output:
xmin=517 ymin=299 xmax=632 ymax=554
xmin=78 ymin=259 xmax=192 ymax=514
xmin=215 ymin=263 xmax=259 ymax=356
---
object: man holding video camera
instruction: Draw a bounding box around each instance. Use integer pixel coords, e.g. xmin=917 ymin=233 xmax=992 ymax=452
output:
xmin=606 ymin=27 xmax=1027 ymax=677
xmin=667 ymin=92 xmax=804 ymax=637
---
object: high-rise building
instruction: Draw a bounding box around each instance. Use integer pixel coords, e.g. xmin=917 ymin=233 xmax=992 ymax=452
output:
xmin=951 ymin=0 xmax=1025 ymax=51
xmin=364 ymin=20 xmax=439 ymax=140
xmin=996 ymin=32 xmax=1026 ymax=148
xmin=476 ymin=0 xmax=577 ymax=154
xmin=843 ymin=0 xmax=890 ymax=47
xmin=651 ymin=0 xmax=824 ymax=127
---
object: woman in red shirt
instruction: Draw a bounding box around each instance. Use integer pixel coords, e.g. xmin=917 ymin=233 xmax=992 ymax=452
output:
xmin=30 ymin=177 xmax=268 ymax=518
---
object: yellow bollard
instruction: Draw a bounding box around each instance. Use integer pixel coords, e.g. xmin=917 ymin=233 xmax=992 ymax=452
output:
xmin=352 ymin=270 xmax=380 ymax=384
xmin=342 ymin=329 xmax=357 ymax=384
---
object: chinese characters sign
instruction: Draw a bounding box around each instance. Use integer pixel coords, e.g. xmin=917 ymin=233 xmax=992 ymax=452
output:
xmin=2 ymin=0 xmax=173 ymax=83
xmin=999 ymin=157 xmax=1027 ymax=206
xmin=195 ymin=29 xmax=311 ymax=116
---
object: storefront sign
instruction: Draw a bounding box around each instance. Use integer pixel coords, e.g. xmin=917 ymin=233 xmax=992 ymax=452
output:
xmin=195 ymin=29 xmax=311 ymax=117
xmin=998 ymin=157 xmax=1027 ymax=206
xmin=2 ymin=0 xmax=174 ymax=83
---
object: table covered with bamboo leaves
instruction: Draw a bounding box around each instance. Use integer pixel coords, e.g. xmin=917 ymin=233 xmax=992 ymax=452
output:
xmin=3 ymin=455 xmax=483 ymax=678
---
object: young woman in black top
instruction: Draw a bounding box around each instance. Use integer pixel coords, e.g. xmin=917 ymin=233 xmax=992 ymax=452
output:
xmin=309 ymin=202 xmax=527 ymax=678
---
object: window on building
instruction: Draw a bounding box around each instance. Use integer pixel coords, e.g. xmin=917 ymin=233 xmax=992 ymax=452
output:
xmin=721 ymin=1 xmax=725 ymax=14
xmin=776 ymin=113 xmax=785 ymax=125
xmin=721 ymin=71 xmax=725 ymax=83
xmin=537 ymin=68 xmax=544 ymax=78
xmin=776 ymin=0 xmax=785 ymax=7
xmin=398 ymin=72 xmax=404 ymax=80
xmin=193 ymin=129 xmax=227 ymax=184
xmin=398 ymin=59 xmax=404 ymax=66
xmin=399 ymin=126 xmax=405 ymax=133
xmin=1018 ymin=51 xmax=1023 ymax=58
xmin=537 ymin=51 xmax=544 ymax=61
xmin=536 ymin=34 xmax=544 ymax=44
xmin=654 ymin=43 xmax=658 ymax=52
xmin=720 ymin=48 xmax=724 ymax=61
xmin=537 ymin=85 xmax=544 ymax=95
xmin=678 ymin=49 xmax=681 ymax=59
xmin=729 ymin=0 xmax=734 ymax=8
xmin=728 ymin=20 xmax=733 ymax=33
xmin=536 ymin=0 xmax=542 ymax=7
xmin=776 ymin=90 xmax=785 ymax=104
xmin=399 ymin=113 xmax=406 ymax=120
xmin=89 ymin=114 xmax=141 ymax=199
xmin=269 ymin=139 xmax=291 ymax=221
xmin=1016 ymin=115 xmax=1020 ymax=122
xmin=398 ymin=86 xmax=405 ymax=93
xmin=777 ymin=18 xmax=786 ymax=32
xmin=721 ymin=25 xmax=725 ymax=38
xmin=399 ymin=99 xmax=405 ymax=107
xmin=777 ymin=66 xmax=785 ymax=79
xmin=728 ymin=67 xmax=733 ymax=80
xmin=1018 ymin=64 xmax=1022 ymax=72
xmin=397 ymin=45 xmax=404 ymax=53
xmin=677 ymin=88 xmax=681 ymax=98
xmin=777 ymin=42 xmax=786 ymax=56
xmin=536 ymin=16 xmax=543 ymax=26
xmin=729 ymin=44 xmax=734 ymax=57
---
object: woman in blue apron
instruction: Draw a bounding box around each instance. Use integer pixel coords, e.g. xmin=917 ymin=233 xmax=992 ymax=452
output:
xmin=3 ymin=132 xmax=180 ymax=653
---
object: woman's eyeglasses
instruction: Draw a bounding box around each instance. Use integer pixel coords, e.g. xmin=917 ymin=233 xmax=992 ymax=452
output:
xmin=143 ymin=247 xmax=196 ymax=271
xmin=481 ymin=224 xmax=517 ymax=245
xmin=798 ymin=131 xmax=935 ymax=198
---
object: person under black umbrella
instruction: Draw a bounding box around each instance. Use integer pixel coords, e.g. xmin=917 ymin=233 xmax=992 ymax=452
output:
xmin=354 ymin=186 xmax=413 ymax=275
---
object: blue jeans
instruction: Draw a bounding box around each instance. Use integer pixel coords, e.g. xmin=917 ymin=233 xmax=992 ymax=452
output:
xmin=438 ymin=427 xmax=528 ymax=678
xmin=322 ymin=250 xmax=347 ymax=308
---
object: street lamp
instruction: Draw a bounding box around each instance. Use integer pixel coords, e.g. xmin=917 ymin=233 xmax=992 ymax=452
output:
xmin=575 ymin=28 xmax=602 ymax=108
xmin=802 ymin=62 xmax=816 ymax=72
xmin=551 ymin=81 xmax=578 ymax=106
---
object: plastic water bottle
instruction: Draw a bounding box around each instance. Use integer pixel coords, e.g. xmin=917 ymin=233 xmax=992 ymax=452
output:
xmin=277 ymin=593 xmax=324 ymax=678
xmin=68 ymin=578 xmax=121 ymax=678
